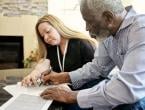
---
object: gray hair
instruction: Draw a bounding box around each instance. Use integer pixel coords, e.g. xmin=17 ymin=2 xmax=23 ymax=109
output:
xmin=82 ymin=0 xmax=124 ymax=15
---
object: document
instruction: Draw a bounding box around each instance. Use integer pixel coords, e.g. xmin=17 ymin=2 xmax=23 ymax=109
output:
xmin=1 ymin=94 xmax=52 ymax=110
xmin=3 ymin=83 xmax=49 ymax=96
xmin=0 ymin=82 xmax=53 ymax=110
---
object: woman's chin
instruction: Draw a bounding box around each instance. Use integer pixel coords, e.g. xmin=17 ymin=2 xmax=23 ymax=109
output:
xmin=49 ymin=42 xmax=59 ymax=46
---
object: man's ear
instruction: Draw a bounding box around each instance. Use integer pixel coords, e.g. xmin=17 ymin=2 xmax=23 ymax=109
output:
xmin=102 ymin=11 xmax=114 ymax=28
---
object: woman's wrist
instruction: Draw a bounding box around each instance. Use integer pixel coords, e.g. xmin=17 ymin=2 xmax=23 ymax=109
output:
xmin=47 ymin=66 xmax=52 ymax=74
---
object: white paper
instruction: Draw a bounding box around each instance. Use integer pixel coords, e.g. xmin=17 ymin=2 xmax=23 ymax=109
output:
xmin=3 ymin=82 xmax=49 ymax=96
xmin=3 ymin=82 xmax=68 ymax=97
xmin=1 ymin=94 xmax=52 ymax=110
xmin=1 ymin=82 xmax=53 ymax=110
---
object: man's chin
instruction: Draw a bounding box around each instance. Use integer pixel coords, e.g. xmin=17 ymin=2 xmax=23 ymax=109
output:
xmin=90 ymin=33 xmax=108 ymax=42
xmin=95 ymin=36 xmax=108 ymax=42
xmin=94 ymin=31 xmax=110 ymax=42
xmin=89 ymin=33 xmax=97 ymax=39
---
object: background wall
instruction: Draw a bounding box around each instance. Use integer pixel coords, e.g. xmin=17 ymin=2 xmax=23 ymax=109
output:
xmin=0 ymin=15 xmax=38 ymax=59
xmin=0 ymin=0 xmax=48 ymax=59
xmin=122 ymin=0 xmax=145 ymax=13
xmin=0 ymin=0 xmax=145 ymax=60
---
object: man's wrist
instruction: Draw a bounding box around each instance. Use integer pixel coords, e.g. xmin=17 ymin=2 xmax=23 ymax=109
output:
xmin=48 ymin=71 xmax=71 ymax=84
xmin=68 ymin=91 xmax=78 ymax=103
xmin=59 ymin=72 xmax=71 ymax=83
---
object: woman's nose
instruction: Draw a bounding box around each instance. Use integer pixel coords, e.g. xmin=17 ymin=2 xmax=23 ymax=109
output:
xmin=44 ymin=34 xmax=49 ymax=41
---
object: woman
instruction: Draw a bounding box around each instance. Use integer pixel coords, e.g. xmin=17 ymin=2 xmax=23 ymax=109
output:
xmin=22 ymin=14 xmax=97 ymax=110
xmin=35 ymin=14 xmax=96 ymax=72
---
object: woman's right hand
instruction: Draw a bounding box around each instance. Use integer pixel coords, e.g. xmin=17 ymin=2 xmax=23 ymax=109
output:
xmin=21 ymin=69 xmax=40 ymax=86
xmin=21 ymin=59 xmax=51 ymax=86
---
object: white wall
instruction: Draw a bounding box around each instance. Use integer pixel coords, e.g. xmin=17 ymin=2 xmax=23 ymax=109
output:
xmin=48 ymin=0 xmax=86 ymax=33
xmin=122 ymin=0 xmax=145 ymax=13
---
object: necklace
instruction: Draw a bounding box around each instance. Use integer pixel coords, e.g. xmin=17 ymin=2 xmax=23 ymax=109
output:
xmin=57 ymin=40 xmax=69 ymax=72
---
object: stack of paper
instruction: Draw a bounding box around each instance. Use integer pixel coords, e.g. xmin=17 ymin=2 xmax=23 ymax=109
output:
xmin=0 ymin=83 xmax=53 ymax=110
xmin=3 ymin=83 xmax=49 ymax=96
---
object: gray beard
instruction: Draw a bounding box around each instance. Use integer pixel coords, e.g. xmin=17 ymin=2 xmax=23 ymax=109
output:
xmin=90 ymin=30 xmax=110 ymax=42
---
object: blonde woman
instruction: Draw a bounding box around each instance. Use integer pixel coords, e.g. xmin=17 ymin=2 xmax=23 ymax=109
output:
xmin=35 ymin=14 xmax=97 ymax=71
xmin=22 ymin=14 xmax=97 ymax=110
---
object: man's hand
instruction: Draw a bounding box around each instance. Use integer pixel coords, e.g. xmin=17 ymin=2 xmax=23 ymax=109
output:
xmin=40 ymin=84 xmax=78 ymax=104
xmin=42 ymin=71 xmax=71 ymax=85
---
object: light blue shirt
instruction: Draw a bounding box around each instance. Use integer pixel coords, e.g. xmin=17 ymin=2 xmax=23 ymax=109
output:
xmin=69 ymin=6 xmax=145 ymax=110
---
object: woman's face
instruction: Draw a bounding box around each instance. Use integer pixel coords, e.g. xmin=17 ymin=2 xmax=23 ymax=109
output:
xmin=38 ymin=22 xmax=61 ymax=46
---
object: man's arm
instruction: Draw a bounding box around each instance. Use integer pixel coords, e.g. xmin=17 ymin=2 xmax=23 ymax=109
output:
xmin=42 ymin=43 xmax=115 ymax=87
xmin=69 ymin=43 xmax=115 ymax=89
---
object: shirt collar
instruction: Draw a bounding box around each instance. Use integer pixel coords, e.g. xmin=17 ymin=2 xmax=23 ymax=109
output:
xmin=115 ymin=6 xmax=137 ymax=36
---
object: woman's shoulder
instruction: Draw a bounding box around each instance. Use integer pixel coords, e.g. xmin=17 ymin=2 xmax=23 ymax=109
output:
xmin=70 ymin=38 xmax=96 ymax=50
xmin=70 ymin=38 xmax=91 ymax=45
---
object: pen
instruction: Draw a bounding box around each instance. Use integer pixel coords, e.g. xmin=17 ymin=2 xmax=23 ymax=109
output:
xmin=39 ymin=80 xmax=43 ymax=86
xmin=36 ymin=78 xmax=42 ymax=86
xmin=37 ymin=66 xmax=52 ymax=86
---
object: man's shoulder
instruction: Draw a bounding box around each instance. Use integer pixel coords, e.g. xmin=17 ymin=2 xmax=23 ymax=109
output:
xmin=132 ymin=14 xmax=145 ymax=28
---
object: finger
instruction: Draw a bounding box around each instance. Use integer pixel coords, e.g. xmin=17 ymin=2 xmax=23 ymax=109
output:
xmin=40 ymin=88 xmax=51 ymax=96
xmin=42 ymin=71 xmax=50 ymax=76
xmin=31 ymin=76 xmax=38 ymax=86
xmin=42 ymin=74 xmax=51 ymax=82
xmin=53 ymin=82 xmax=60 ymax=85
xmin=26 ymin=77 xmax=34 ymax=86
xmin=21 ymin=79 xmax=26 ymax=86
xmin=40 ymin=88 xmax=56 ymax=96
xmin=41 ymin=95 xmax=53 ymax=100
xmin=48 ymin=81 xmax=60 ymax=85
xmin=21 ymin=77 xmax=30 ymax=87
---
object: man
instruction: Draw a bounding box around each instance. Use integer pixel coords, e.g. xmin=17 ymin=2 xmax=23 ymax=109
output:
xmin=40 ymin=0 xmax=145 ymax=109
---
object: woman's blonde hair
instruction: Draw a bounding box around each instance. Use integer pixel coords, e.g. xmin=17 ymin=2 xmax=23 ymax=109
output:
xmin=35 ymin=14 xmax=97 ymax=60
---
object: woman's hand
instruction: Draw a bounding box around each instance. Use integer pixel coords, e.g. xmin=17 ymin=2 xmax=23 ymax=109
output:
xmin=40 ymin=84 xmax=78 ymax=103
xmin=21 ymin=59 xmax=51 ymax=86
xmin=21 ymin=69 xmax=40 ymax=86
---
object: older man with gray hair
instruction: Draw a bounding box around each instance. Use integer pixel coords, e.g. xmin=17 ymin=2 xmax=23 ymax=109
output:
xmin=23 ymin=0 xmax=145 ymax=110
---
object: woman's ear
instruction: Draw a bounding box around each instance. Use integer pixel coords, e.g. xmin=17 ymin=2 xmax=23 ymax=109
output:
xmin=102 ymin=11 xmax=114 ymax=28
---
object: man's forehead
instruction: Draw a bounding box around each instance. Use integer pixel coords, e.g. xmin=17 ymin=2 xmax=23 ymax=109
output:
xmin=80 ymin=0 xmax=94 ymax=20
xmin=82 ymin=13 xmax=94 ymax=22
xmin=80 ymin=0 xmax=94 ymax=11
xmin=81 ymin=9 xmax=95 ymax=22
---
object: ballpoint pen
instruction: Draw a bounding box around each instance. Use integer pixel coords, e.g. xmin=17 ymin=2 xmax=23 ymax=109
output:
xmin=37 ymin=66 xmax=52 ymax=86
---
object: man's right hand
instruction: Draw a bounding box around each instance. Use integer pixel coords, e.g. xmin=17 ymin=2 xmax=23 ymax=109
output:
xmin=42 ymin=71 xmax=71 ymax=85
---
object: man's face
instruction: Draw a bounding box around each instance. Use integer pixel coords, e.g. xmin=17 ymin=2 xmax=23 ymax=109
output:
xmin=81 ymin=4 xmax=110 ymax=41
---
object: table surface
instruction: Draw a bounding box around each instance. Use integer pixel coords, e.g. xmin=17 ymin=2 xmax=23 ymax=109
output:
xmin=0 ymin=76 xmax=22 ymax=106
xmin=0 ymin=68 xmax=33 ymax=106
